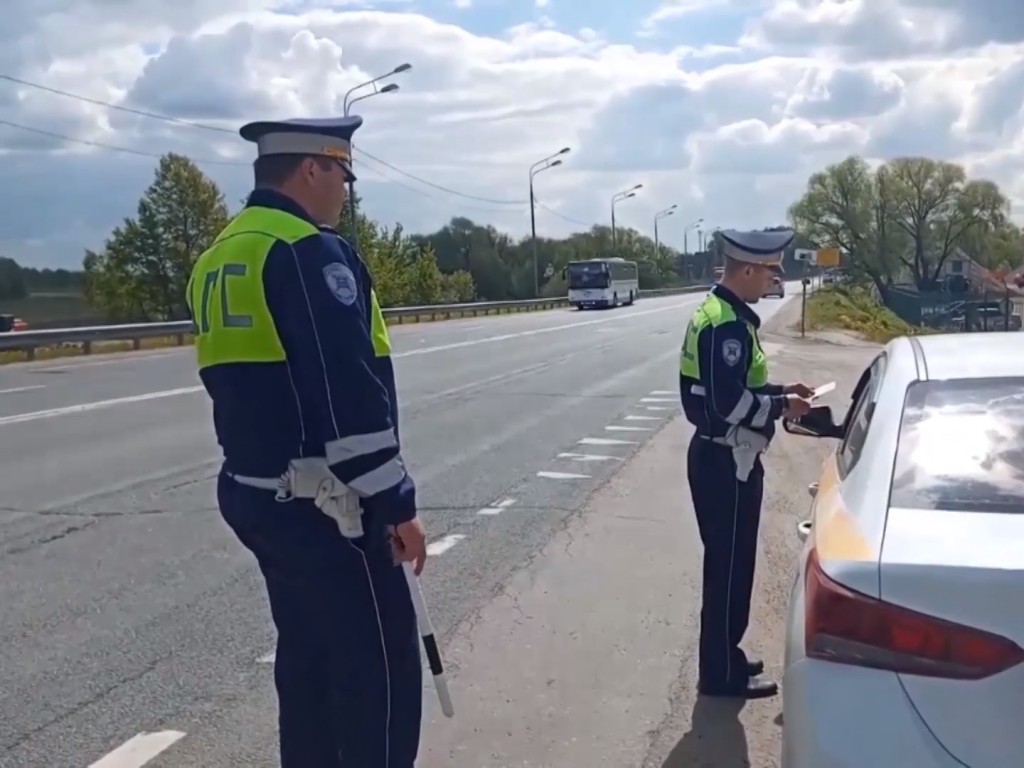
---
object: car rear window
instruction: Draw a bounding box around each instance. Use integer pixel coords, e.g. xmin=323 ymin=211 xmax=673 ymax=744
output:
xmin=890 ymin=377 xmax=1024 ymax=513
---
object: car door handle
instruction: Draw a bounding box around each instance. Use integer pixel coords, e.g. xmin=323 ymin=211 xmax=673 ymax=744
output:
xmin=807 ymin=482 xmax=819 ymax=498
xmin=797 ymin=520 xmax=812 ymax=542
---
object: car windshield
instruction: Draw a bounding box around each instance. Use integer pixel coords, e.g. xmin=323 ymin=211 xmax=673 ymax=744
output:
xmin=890 ymin=377 xmax=1024 ymax=513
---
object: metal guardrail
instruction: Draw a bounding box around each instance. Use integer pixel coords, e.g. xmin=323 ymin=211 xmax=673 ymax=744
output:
xmin=0 ymin=286 xmax=707 ymax=360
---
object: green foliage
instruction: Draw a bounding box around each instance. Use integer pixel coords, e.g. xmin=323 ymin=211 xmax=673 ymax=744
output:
xmin=805 ymin=285 xmax=930 ymax=343
xmin=789 ymin=154 xmax=1015 ymax=294
xmin=0 ymin=257 xmax=27 ymax=300
xmin=84 ymin=153 xmax=229 ymax=321
xmin=63 ymin=151 xmax=707 ymax=319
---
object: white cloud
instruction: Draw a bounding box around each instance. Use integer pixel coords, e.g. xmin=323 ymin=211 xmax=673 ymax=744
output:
xmin=2 ymin=0 xmax=1024 ymax=267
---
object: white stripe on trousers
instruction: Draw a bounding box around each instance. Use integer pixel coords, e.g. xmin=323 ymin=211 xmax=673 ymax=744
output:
xmin=348 ymin=540 xmax=392 ymax=766
xmin=723 ymin=473 xmax=740 ymax=684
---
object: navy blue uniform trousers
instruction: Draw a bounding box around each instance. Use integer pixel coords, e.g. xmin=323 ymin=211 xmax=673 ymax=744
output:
xmin=686 ymin=436 xmax=764 ymax=691
xmin=218 ymin=471 xmax=422 ymax=767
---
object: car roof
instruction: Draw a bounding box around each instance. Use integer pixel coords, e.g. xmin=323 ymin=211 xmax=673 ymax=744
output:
xmin=909 ymin=332 xmax=1024 ymax=380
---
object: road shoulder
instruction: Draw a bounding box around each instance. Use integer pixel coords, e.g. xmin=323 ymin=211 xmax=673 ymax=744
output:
xmin=419 ymin=415 xmax=721 ymax=767
xmin=419 ymin=299 xmax=880 ymax=767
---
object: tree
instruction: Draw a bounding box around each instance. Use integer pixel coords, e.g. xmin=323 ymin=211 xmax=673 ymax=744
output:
xmin=0 ymin=257 xmax=28 ymax=300
xmin=886 ymin=157 xmax=1009 ymax=287
xmin=82 ymin=152 xmax=706 ymax=319
xmin=84 ymin=153 xmax=229 ymax=321
xmin=789 ymin=156 xmax=904 ymax=299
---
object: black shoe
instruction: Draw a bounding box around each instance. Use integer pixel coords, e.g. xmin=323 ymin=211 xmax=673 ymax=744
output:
xmin=746 ymin=659 xmax=764 ymax=677
xmin=698 ymin=678 xmax=778 ymax=700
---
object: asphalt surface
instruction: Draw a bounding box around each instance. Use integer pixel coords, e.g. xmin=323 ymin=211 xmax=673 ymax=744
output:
xmin=0 ymin=289 xmax=800 ymax=767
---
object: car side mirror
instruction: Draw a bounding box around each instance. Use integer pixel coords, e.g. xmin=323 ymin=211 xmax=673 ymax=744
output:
xmin=783 ymin=405 xmax=843 ymax=439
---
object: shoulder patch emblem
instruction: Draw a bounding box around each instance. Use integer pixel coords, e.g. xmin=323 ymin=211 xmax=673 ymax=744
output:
xmin=721 ymin=338 xmax=743 ymax=366
xmin=323 ymin=262 xmax=357 ymax=306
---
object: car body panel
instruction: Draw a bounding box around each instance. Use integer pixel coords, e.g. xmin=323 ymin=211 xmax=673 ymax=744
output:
xmin=882 ymin=507 xmax=1024 ymax=768
xmin=782 ymin=332 xmax=1024 ymax=767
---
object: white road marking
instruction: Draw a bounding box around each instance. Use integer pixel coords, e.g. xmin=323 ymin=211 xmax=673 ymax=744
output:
xmin=427 ymin=534 xmax=466 ymax=556
xmin=258 ymin=650 xmax=276 ymax=664
xmin=645 ymin=406 xmax=673 ymax=411
xmin=0 ymin=385 xmax=44 ymax=395
xmin=578 ymin=436 xmax=638 ymax=445
xmin=557 ymin=452 xmax=621 ymax=462
xmin=649 ymin=390 xmax=673 ymax=395
xmin=624 ymin=415 xmax=660 ymax=420
xmin=88 ymin=731 xmax=186 ymax=768
xmin=0 ymin=385 xmax=204 ymax=427
xmin=640 ymin=397 xmax=675 ymax=403
xmin=35 ymin=350 xmax=184 ymax=371
xmin=393 ymin=299 xmax=699 ymax=359
xmin=537 ymin=470 xmax=590 ymax=479
xmin=605 ymin=425 xmax=652 ymax=431
xmin=477 ymin=497 xmax=516 ymax=515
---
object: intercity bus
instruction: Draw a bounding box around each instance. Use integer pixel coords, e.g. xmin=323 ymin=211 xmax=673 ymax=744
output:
xmin=566 ymin=257 xmax=639 ymax=310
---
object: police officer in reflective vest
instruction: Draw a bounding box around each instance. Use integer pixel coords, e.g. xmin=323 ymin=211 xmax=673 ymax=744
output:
xmin=185 ymin=115 xmax=426 ymax=766
xmin=679 ymin=229 xmax=812 ymax=699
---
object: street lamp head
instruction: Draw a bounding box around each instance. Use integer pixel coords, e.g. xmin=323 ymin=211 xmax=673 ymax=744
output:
xmin=392 ymin=63 xmax=412 ymax=73
xmin=380 ymin=83 xmax=399 ymax=93
xmin=666 ymin=209 xmax=675 ymax=216
xmin=633 ymin=184 xmax=643 ymax=190
xmin=669 ymin=203 xmax=678 ymax=210
xmin=558 ymin=147 xmax=571 ymax=154
xmin=549 ymin=159 xmax=562 ymax=167
xmin=626 ymin=192 xmax=636 ymax=199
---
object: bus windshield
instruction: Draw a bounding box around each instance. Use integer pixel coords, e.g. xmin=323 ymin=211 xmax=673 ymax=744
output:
xmin=567 ymin=262 xmax=609 ymax=289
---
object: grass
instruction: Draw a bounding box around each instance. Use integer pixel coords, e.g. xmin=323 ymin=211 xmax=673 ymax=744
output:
xmin=802 ymin=285 xmax=930 ymax=343
xmin=0 ymin=293 xmax=102 ymax=327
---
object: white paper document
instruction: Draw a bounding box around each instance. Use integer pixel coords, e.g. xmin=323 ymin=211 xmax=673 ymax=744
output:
xmin=812 ymin=381 xmax=836 ymax=399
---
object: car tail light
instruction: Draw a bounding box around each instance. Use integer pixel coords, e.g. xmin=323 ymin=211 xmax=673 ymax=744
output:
xmin=804 ymin=548 xmax=1024 ymax=680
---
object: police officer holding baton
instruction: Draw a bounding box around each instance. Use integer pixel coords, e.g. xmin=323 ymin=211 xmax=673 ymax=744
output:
xmin=679 ymin=229 xmax=813 ymax=699
xmin=186 ymin=114 xmax=426 ymax=765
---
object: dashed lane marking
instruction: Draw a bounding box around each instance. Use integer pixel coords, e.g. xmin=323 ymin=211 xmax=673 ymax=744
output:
xmin=477 ymin=497 xmax=516 ymax=515
xmin=639 ymin=397 xmax=675 ymax=403
xmin=258 ymin=651 xmax=275 ymax=664
xmin=645 ymin=406 xmax=673 ymax=411
xmin=537 ymin=470 xmax=590 ymax=479
xmin=0 ymin=386 xmax=205 ymax=426
xmin=427 ymin=533 xmax=466 ymax=556
xmin=0 ymin=385 xmax=44 ymax=395
xmin=624 ymin=415 xmax=660 ymax=420
xmin=88 ymin=730 xmax=186 ymax=768
xmin=649 ymin=390 xmax=674 ymax=395
xmin=556 ymin=452 xmax=622 ymax=462
xmin=605 ymin=425 xmax=652 ymax=432
xmin=578 ymin=436 xmax=638 ymax=445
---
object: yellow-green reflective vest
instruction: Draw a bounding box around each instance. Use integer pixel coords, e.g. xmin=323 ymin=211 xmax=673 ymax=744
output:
xmin=679 ymin=292 xmax=769 ymax=389
xmin=185 ymin=205 xmax=392 ymax=367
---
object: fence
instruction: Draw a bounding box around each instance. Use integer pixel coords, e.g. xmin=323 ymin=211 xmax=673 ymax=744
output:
xmin=0 ymin=286 xmax=706 ymax=361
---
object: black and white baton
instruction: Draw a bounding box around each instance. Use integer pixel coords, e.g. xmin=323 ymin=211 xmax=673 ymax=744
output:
xmin=402 ymin=562 xmax=454 ymax=718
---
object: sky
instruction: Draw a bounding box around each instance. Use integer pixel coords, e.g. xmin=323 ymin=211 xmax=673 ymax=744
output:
xmin=3 ymin=0 xmax=1024 ymax=269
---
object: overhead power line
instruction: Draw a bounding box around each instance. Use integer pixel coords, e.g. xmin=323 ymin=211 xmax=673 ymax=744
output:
xmin=0 ymin=74 xmax=530 ymax=206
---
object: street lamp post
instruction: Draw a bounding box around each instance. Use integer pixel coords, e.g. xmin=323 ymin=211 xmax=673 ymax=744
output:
xmin=342 ymin=63 xmax=412 ymax=247
xmin=529 ymin=147 xmax=571 ymax=297
xmin=611 ymin=184 xmax=642 ymax=253
xmin=654 ymin=204 xmax=677 ymax=259
xmin=683 ymin=218 xmax=703 ymax=256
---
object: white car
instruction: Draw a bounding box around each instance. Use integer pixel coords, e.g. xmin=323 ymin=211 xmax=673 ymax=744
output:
xmin=780 ymin=332 xmax=1024 ymax=768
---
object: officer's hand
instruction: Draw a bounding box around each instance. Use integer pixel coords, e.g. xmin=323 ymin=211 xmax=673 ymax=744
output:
xmin=784 ymin=383 xmax=815 ymax=398
xmin=390 ymin=517 xmax=428 ymax=575
xmin=783 ymin=395 xmax=812 ymax=419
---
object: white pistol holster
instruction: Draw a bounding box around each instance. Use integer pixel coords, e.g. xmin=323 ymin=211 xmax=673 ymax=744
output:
xmin=722 ymin=426 xmax=770 ymax=482
xmin=277 ymin=457 xmax=364 ymax=539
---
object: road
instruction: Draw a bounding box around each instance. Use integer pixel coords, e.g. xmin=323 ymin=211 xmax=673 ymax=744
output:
xmin=0 ymin=289 xmax=800 ymax=767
